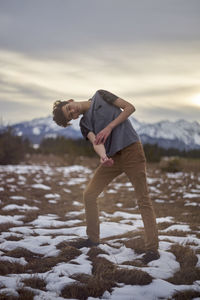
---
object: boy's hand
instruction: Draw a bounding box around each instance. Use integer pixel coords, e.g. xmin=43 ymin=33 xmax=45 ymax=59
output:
xmin=100 ymin=155 xmax=114 ymax=167
xmin=95 ymin=126 xmax=112 ymax=145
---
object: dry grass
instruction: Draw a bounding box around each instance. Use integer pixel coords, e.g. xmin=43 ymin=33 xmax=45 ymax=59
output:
xmin=0 ymin=154 xmax=200 ymax=299
xmin=63 ymin=257 xmax=152 ymax=299
xmin=168 ymin=267 xmax=200 ymax=285
xmin=123 ymin=236 xmax=145 ymax=254
xmin=0 ymin=261 xmax=25 ymax=275
xmin=0 ymin=223 xmax=18 ymax=232
xmin=92 ymin=256 xmax=152 ymax=285
xmin=159 ymin=230 xmax=189 ymax=237
xmin=121 ymin=259 xmax=145 ymax=267
xmin=62 ymin=255 xmax=153 ymax=299
xmin=170 ymin=244 xmax=198 ymax=268
xmin=16 ymin=289 xmax=35 ymax=299
xmin=168 ymin=244 xmax=199 ymax=285
xmin=4 ymin=235 xmax=23 ymax=241
xmin=57 ymin=238 xmax=90 ymax=249
xmin=62 ymin=275 xmax=116 ymax=299
xmin=169 ymin=290 xmax=200 ymax=300
xmin=87 ymin=246 xmax=109 ymax=259
xmin=4 ymin=247 xmax=42 ymax=262
xmin=102 ymin=230 xmax=145 ymax=244
xmin=62 ymin=255 xmax=117 ymax=299
xmin=21 ymin=211 xmax=41 ymax=223
xmin=25 ymin=245 xmax=81 ymax=273
xmin=61 ymin=282 xmax=89 ymax=300
xmin=114 ymin=268 xmax=152 ymax=285
xmin=0 ymin=295 xmax=17 ymax=300
xmin=23 ymin=276 xmax=46 ymax=291
xmin=157 ymin=222 xmax=175 ymax=230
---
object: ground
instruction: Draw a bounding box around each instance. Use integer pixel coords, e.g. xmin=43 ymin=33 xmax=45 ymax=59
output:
xmin=0 ymin=154 xmax=200 ymax=300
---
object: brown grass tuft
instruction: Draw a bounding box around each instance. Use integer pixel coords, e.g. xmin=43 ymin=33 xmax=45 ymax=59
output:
xmin=114 ymin=268 xmax=152 ymax=285
xmin=22 ymin=211 xmax=40 ymax=223
xmin=168 ymin=266 xmax=200 ymax=285
xmin=59 ymin=245 xmax=82 ymax=260
xmin=23 ymin=276 xmax=46 ymax=290
xmin=0 ymin=223 xmax=17 ymax=232
xmin=92 ymin=257 xmax=152 ymax=285
xmin=170 ymin=289 xmax=200 ymax=300
xmin=0 ymin=261 xmax=25 ymax=275
xmin=168 ymin=244 xmax=199 ymax=284
xmin=87 ymin=246 xmax=108 ymax=259
xmin=17 ymin=288 xmax=35 ymax=300
xmin=160 ymin=230 xmax=188 ymax=237
xmin=5 ymin=247 xmax=42 ymax=262
xmin=26 ymin=257 xmax=60 ymax=273
xmin=4 ymin=235 xmax=23 ymax=241
xmin=101 ymin=230 xmax=144 ymax=243
xmin=61 ymin=282 xmax=89 ymax=300
xmin=123 ymin=236 xmax=145 ymax=254
xmin=0 ymin=294 xmax=18 ymax=300
xmin=92 ymin=257 xmax=115 ymax=277
xmin=26 ymin=245 xmax=81 ymax=273
xmin=62 ymin=274 xmax=116 ymax=299
xmin=157 ymin=222 xmax=175 ymax=230
xmin=70 ymin=273 xmax=92 ymax=284
xmin=122 ymin=260 xmax=145 ymax=267
xmin=86 ymin=276 xmax=116 ymax=298
xmin=170 ymin=244 xmax=198 ymax=268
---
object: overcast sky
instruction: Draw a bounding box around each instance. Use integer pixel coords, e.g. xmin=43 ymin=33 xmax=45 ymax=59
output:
xmin=0 ymin=0 xmax=200 ymax=125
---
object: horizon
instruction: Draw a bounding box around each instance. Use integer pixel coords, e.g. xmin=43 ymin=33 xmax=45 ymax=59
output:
xmin=2 ymin=114 xmax=200 ymax=127
xmin=0 ymin=0 xmax=200 ymax=124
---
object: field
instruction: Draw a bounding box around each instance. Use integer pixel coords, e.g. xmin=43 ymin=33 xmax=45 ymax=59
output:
xmin=0 ymin=154 xmax=200 ymax=300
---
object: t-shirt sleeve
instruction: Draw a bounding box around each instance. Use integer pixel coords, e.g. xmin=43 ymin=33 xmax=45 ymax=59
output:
xmin=80 ymin=116 xmax=93 ymax=140
xmin=98 ymin=89 xmax=118 ymax=104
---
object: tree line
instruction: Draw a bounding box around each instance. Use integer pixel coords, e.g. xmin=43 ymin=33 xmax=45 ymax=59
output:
xmin=0 ymin=127 xmax=200 ymax=165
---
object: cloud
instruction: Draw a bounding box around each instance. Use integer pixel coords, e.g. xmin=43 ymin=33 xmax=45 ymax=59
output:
xmin=136 ymin=104 xmax=200 ymax=123
xmin=0 ymin=0 xmax=200 ymax=55
xmin=0 ymin=0 xmax=200 ymax=125
xmin=0 ymin=43 xmax=200 ymax=124
xmin=0 ymin=100 xmax=49 ymax=126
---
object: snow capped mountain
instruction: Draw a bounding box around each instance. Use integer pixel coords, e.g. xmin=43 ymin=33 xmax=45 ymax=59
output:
xmin=8 ymin=116 xmax=200 ymax=150
xmin=131 ymin=119 xmax=200 ymax=150
xmin=11 ymin=116 xmax=82 ymax=144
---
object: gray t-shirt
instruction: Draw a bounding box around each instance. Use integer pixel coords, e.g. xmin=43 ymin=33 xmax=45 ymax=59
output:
xmin=79 ymin=90 xmax=140 ymax=157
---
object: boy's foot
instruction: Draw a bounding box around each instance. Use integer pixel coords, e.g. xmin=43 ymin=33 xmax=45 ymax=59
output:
xmin=72 ymin=238 xmax=99 ymax=249
xmin=142 ymin=250 xmax=160 ymax=264
xmin=68 ymin=238 xmax=99 ymax=249
xmin=80 ymin=238 xmax=99 ymax=248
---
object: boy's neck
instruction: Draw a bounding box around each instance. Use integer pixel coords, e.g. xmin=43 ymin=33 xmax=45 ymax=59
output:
xmin=79 ymin=100 xmax=91 ymax=114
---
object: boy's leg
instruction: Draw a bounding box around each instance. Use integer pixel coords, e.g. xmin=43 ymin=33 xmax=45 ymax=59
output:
xmin=122 ymin=142 xmax=159 ymax=251
xmin=83 ymin=156 xmax=121 ymax=243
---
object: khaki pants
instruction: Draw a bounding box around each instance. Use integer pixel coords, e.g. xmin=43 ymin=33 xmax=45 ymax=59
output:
xmin=83 ymin=141 xmax=159 ymax=251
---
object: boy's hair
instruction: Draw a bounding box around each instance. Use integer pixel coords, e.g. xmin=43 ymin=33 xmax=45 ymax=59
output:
xmin=52 ymin=100 xmax=71 ymax=127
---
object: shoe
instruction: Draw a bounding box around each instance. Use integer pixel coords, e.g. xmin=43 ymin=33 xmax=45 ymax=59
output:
xmin=142 ymin=250 xmax=160 ymax=264
xmin=73 ymin=238 xmax=99 ymax=249
xmin=82 ymin=238 xmax=99 ymax=248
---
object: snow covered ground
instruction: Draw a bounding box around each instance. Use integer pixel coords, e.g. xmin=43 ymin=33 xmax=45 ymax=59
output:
xmin=0 ymin=162 xmax=200 ymax=299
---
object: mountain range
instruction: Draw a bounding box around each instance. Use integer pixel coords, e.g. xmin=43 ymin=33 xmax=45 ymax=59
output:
xmin=8 ymin=116 xmax=200 ymax=150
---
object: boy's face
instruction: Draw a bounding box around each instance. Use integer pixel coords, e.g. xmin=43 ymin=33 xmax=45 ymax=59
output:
xmin=62 ymin=100 xmax=80 ymax=122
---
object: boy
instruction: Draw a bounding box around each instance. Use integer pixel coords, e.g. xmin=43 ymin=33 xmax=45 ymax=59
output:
xmin=53 ymin=90 xmax=159 ymax=263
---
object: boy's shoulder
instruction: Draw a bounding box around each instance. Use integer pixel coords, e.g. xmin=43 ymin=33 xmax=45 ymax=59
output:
xmin=93 ymin=89 xmax=118 ymax=105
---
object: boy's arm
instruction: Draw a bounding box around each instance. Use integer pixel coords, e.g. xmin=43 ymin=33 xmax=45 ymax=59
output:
xmin=95 ymin=96 xmax=135 ymax=145
xmin=87 ymin=132 xmax=114 ymax=167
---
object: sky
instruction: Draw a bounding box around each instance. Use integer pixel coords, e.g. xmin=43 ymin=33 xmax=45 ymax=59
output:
xmin=0 ymin=0 xmax=200 ymax=125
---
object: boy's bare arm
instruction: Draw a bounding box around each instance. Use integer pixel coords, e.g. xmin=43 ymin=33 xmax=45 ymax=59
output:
xmin=87 ymin=132 xmax=114 ymax=167
xmin=95 ymin=97 xmax=135 ymax=144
